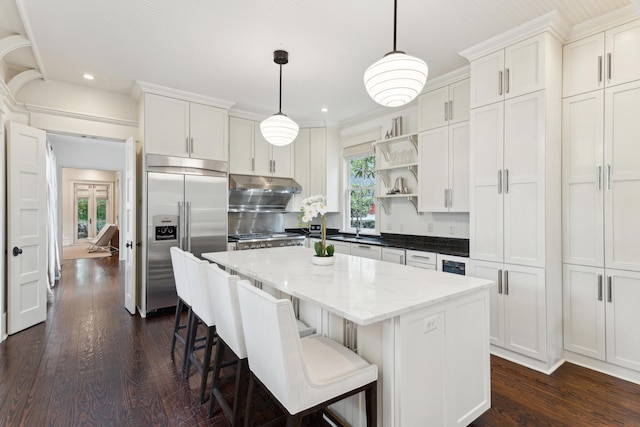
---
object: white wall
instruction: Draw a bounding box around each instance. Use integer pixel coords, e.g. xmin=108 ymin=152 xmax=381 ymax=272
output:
xmin=339 ymin=105 xmax=470 ymax=239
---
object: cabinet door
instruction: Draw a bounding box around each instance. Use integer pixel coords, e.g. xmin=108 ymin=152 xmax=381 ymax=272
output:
xmin=470 ymin=50 xmax=504 ymax=108
xmin=418 ymin=86 xmax=449 ymax=131
xmin=504 ymin=34 xmax=546 ymax=100
xmin=418 ymin=128 xmax=449 ymax=212
xmin=382 ymin=248 xmax=405 ymax=264
xmin=448 ymin=122 xmax=470 ymax=212
xmin=563 ymin=33 xmax=605 ymax=97
xmin=605 ymin=20 xmax=640 ymax=88
xmin=563 ymin=264 xmax=606 ymax=360
xmin=503 ymin=264 xmax=547 ymax=362
xmin=229 ymin=117 xmax=255 ymax=175
xmin=271 ymin=142 xmax=294 ymax=178
xmin=253 ymin=123 xmax=272 ymax=176
xmin=470 ymin=103 xmax=504 ymax=262
xmin=350 ymin=244 xmax=382 ymax=260
xmin=449 ymin=79 xmax=470 ymax=125
xmin=469 ymin=260 xmax=504 ymax=347
xmin=562 ymin=92 xmax=605 ymax=267
xmin=144 ymin=94 xmax=189 ymax=157
xmin=189 ymin=103 xmax=227 ymax=161
xmin=331 ymin=241 xmax=351 ymax=255
xmin=503 ymin=91 xmax=545 ymax=268
xmin=309 ymin=128 xmax=327 ymax=196
xmin=606 ymin=269 xmax=640 ymax=371
xmin=604 ymin=81 xmax=640 ymax=272
xmin=292 ymin=129 xmax=310 ymax=210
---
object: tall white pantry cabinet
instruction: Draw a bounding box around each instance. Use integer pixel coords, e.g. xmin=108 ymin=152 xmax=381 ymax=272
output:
xmin=462 ymin=25 xmax=564 ymax=371
xmin=562 ymin=18 xmax=640 ymax=376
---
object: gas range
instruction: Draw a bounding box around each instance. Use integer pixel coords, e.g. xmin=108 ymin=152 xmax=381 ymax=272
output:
xmin=229 ymin=232 xmax=306 ymax=250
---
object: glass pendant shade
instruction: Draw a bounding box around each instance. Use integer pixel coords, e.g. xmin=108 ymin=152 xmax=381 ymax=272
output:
xmin=260 ymin=113 xmax=299 ymax=146
xmin=364 ymin=51 xmax=429 ymax=107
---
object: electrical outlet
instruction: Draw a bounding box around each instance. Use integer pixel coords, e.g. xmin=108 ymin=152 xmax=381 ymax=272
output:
xmin=427 ymin=223 xmax=433 ymax=232
xmin=424 ymin=316 xmax=437 ymax=333
xmin=386 ymin=223 xmax=392 ymax=231
xmin=449 ymin=225 xmax=455 ymax=234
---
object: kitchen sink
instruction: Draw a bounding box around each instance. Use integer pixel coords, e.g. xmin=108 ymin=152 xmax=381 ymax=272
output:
xmin=327 ymin=235 xmax=382 ymax=244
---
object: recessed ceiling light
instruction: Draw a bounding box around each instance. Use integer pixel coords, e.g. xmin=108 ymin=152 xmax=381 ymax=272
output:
xmin=321 ymin=107 xmax=328 ymax=113
xmin=83 ymin=73 xmax=95 ymax=80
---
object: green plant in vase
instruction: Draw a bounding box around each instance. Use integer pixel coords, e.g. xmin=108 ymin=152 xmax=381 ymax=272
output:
xmin=300 ymin=195 xmax=334 ymax=257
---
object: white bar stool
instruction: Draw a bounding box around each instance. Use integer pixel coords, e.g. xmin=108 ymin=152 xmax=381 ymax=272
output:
xmin=169 ymin=246 xmax=192 ymax=375
xmin=237 ymin=281 xmax=378 ymax=427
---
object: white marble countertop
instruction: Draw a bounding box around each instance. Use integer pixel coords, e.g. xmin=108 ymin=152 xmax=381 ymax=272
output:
xmin=202 ymin=247 xmax=494 ymax=326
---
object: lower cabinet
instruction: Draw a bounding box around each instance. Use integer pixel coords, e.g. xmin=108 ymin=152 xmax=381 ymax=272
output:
xmin=350 ymin=243 xmax=382 ymax=260
xmin=563 ymin=264 xmax=640 ymax=371
xmin=470 ymin=260 xmax=547 ymax=362
xmin=382 ymin=247 xmax=405 ymax=264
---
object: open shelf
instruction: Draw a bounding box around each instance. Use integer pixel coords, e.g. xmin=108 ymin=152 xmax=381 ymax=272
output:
xmin=376 ymin=194 xmax=419 ymax=214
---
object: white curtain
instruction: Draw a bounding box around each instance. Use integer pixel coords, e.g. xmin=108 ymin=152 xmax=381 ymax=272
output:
xmin=46 ymin=140 xmax=61 ymax=290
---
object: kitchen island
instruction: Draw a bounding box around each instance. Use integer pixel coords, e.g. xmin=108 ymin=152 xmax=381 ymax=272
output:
xmin=203 ymin=247 xmax=494 ymax=426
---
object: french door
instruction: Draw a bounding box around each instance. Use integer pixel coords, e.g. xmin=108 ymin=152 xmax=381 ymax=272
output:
xmin=75 ymin=183 xmax=111 ymax=242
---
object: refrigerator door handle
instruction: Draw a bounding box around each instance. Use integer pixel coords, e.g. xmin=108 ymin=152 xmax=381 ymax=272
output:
xmin=186 ymin=201 xmax=192 ymax=252
xmin=178 ymin=201 xmax=185 ymax=250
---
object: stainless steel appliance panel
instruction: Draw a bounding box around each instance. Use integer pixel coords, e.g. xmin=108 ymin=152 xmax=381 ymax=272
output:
xmin=147 ymin=172 xmax=184 ymax=311
xmin=185 ymin=174 xmax=228 ymax=258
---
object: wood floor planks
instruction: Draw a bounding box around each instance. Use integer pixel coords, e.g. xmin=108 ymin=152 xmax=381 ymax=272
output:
xmin=1 ymin=256 xmax=639 ymax=426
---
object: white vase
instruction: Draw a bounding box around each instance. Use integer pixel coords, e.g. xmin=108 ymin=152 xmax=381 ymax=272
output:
xmin=312 ymin=255 xmax=335 ymax=266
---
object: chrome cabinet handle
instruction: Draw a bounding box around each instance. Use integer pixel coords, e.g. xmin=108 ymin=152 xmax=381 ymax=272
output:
xmin=178 ymin=201 xmax=184 ymax=250
xmin=606 ymin=164 xmax=612 ymax=191
xmin=273 ymin=160 xmax=276 ymax=173
xmin=444 ymin=102 xmax=449 ymax=122
xmin=411 ymin=255 xmax=431 ymax=261
xmin=186 ymin=201 xmax=192 ymax=252
xmin=190 ymin=137 xmax=194 ymax=153
xmin=504 ymin=270 xmax=509 ymax=295
xmin=251 ymin=158 xmax=255 ymax=172
xmin=444 ymin=189 xmax=449 ymax=207
xmin=498 ymin=269 xmax=503 ymax=294
xmin=498 ymin=71 xmax=503 ymax=96
xmin=598 ymin=274 xmax=603 ymax=301
xmin=607 ymin=276 xmax=612 ymax=303
xmin=185 ymin=137 xmax=189 ymax=153
xmin=448 ymin=189 xmax=452 ymax=208
xmin=504 ymin=169 xmax=509 ymax=194
xmin=598 ymin=56 xmax=603 ymax=84
xmin=498 ymin=170 xmax=503 ymax=194
xmin=449 ymin=101 xmax=453 ymax=120
xmin=597 ymin=165 xmax=602 ymax=191
xmin=357 ymin=245 xmax=372 ymax=250
xmin=607 ymin=53 xmax=612 ymax=81
xmin=505 ymin=68 xmax=510 ymax=94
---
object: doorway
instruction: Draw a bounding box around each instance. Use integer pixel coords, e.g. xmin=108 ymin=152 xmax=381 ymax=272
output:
xmin=74 ymin=182 xmax=113 ymax=243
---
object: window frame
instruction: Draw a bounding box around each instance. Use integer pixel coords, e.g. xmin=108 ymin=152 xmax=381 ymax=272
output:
xmin=343 ymin=151 xmax=378 ymax=235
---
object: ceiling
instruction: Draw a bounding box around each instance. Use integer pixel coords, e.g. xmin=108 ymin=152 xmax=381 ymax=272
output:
xmin=1 ymin=0 xmax=636 ymax=125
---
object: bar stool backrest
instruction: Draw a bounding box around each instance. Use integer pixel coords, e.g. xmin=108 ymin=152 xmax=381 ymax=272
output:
xmin=170 ymin=247 xmax=190 ymax=305
xmin=184 ymin=253 xmax=215 ymax=327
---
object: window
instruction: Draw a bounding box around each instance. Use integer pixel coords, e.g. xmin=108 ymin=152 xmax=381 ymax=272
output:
xmin=347 ymin=154 xmax=376 ymax=233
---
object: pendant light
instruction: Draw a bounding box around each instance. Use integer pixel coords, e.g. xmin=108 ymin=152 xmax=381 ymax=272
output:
xmin=364 ymin=0 xmax=428 ymax=107
xmin=260 ymin=50 xmax=299 ymax=146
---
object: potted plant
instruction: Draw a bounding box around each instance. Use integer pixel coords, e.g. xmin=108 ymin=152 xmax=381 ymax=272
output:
xmin=300 ymin=195 xmax=335 ymax=265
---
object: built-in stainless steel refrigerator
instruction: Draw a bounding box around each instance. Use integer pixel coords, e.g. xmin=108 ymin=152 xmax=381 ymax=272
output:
xmin=145 ymin=155 xmax=227 ymax=312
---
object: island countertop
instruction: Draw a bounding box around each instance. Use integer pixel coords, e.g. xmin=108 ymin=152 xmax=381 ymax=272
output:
xmin=202 ymin=246 xmax=494 ymax=326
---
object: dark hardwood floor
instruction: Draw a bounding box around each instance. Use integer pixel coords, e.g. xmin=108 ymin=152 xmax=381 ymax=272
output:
xmin=1 ymin=256 xmax=639 ymax=426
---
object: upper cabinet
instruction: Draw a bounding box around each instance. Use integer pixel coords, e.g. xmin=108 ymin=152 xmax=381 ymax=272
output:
xmin=144 ymin=93 xmax=228 ymax=161
xmin=563 ymin=20 xmax=640 ymax=98
xmin=229 ymin=117 xmax=293 ymax=178
xmin=418 ymin=79 xmax=470 ymax=132
xmin=469 ymin=34 xmax=547 ymax=109
xmin=292 ymin=128 xmax=329 ymax=210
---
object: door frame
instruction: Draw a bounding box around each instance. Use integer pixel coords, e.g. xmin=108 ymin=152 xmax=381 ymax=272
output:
xmin=71 ymin=180 xmax=114 ymax=244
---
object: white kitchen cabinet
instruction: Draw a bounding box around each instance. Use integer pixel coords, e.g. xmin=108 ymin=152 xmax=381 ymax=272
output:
xmin=331 ymin=241 xmax=351 ymax=255
xmin=418 ymin=121 xmax=469 ymax=212
xmin=470 ymin=91 xmax=548 ymax=267
xmin=382 ymin=247 xmax=405 ymax=264
xmin=562 ymin=80 xmax=640 ymax=272
xmin=229 ymin=117 xmax=293 ymax=178
xmin=563 ymin=264 xmax=640 ymax=371
xmin=292 ymin=128 xmax=328 ymax=210
xmin=144 ymin=93 xmax=228 ymax=161
xmin=350 ymin=243 xmax=382 ymax=260
xmin=563 ymin=20 xmax=640 ymax=98
xmin=405 ymin=249 xmax=436 ymax=270
xmin=471 ymin=260 xmax=547 ymax=362
xmin=469 ymin=34 xmax=547 ymax=109
xmin=418 ymin=79 xmax=470 ymax=132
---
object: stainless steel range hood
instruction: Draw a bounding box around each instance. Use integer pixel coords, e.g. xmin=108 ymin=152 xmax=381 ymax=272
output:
xmin=229 ymin=174 xmax=301 ymax=211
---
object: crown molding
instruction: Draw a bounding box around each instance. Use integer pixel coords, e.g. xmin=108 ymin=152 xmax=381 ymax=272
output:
xmin=421 ymin=66 xmax=470 ymax=93
xmin=23 ymin=103 xmax=138 ymax=128
xmin=565 ymin=5 xmax=639 ymax=43
xmin=134 ymin=80 xmax=235 ymax=109
xmin=459 ymin=10 xmax=571 ymax=61
xmin=15 ymin=0 xmax=47 ymax=79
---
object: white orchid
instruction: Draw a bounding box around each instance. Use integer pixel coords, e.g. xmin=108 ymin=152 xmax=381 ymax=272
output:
xmin=299 ymin=195 xmax=333 ymax=257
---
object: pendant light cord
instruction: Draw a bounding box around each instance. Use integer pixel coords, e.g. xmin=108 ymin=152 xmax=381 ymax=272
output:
xmin=278 ymin=63 xmax=283 ymax=114
xmin=393 ymin=0 xmax=397 ymax=52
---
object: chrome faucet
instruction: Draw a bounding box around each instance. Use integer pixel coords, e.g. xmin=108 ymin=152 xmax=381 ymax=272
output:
xmin=355 ymin=216 xmax=361 ymax=238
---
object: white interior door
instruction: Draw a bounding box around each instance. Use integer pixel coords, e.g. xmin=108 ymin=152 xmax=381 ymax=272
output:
xmin=7 ymin=122 xmax=47 ymax=334
xmin=124 ymin=137 xmax=137 ymax=314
